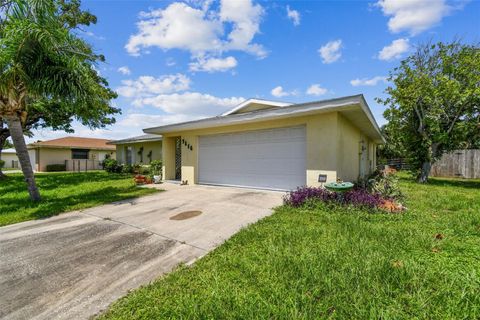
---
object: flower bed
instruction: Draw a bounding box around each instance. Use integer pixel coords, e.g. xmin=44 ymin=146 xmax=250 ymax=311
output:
xmin=283 ymin=184 xmax=404 ymax=213
xmin=284 ymin=187 xmax=383 ymax=209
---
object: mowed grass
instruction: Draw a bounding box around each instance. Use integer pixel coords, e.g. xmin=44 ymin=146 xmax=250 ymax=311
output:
xmin=100 ymin=174 xmax=480 ymax=319
xmin=0 ymin=171 xmax=158 ymax=226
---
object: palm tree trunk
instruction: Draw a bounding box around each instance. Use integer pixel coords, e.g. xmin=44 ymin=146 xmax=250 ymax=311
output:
xmin=4 ymin=114 xmax=41 ymax=201
xmin=0 ymin=135 xmax=6 ymax=179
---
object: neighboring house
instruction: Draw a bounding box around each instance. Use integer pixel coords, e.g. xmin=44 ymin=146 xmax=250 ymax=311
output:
xmin=0 ymin=148 xmax=36 ymax=169
xmin=143 ymin=94 xmax=384 ymax=191
xmin=28 ymin=137 xmax=116 ymax=172
xmin=108 ymin=134 xmax=162 ymax=165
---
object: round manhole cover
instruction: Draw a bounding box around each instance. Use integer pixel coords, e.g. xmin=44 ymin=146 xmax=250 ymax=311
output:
xmin=169 ymin=210 xmax=202 ymax=220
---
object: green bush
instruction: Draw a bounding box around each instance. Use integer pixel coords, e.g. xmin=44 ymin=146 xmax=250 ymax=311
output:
xmin=0 ymin=159 xmax=4 ymax=169
xmin=367 ymin=170 xmax=404 ymax=200
xmin=122 ymin=164 xmax=134 ymax=174
xmin=150 ymin=160 xmax=162 ymax=177
xmin=139 ymin=165 xmax=151 ymax=175
xmin=103 ymin=158 xmax=122 ymax=173
xmin=46 ymin=164 xmax=66 ymax=172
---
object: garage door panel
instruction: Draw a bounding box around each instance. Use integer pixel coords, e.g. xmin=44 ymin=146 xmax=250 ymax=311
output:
xmin=198 ymin=126 xmax=306 ymax=190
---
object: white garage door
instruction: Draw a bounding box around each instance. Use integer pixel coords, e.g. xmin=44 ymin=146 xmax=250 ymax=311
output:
xmin=198 ymin=126 xmax=306 ymax=190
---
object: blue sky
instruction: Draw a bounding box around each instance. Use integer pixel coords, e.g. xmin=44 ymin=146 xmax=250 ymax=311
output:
xmin=32 ymin=0 xmax=480 ymax=141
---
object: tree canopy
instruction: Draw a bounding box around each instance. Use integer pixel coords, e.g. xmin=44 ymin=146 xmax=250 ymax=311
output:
xmin=0 ymin=0 xmax=119 ymax=199
xmin=377 ymin=41 xmax=480 ymax=182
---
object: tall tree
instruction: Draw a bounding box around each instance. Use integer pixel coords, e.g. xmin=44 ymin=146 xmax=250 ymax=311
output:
xmin=0 ymin=0 xmax=118 ymax=200
xmin=0 ymin=0 xmax=112 ymax=179
xmin=377 ymin=41 xmax=480 ymax=183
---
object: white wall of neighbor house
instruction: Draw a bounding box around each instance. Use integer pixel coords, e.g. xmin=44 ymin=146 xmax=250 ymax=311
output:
xmin=1 ymin=150 xmax=36 ymax=169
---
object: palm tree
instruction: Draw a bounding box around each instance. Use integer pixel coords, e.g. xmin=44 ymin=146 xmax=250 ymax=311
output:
xmin=0 ymin=0 xmax=117 ymax=201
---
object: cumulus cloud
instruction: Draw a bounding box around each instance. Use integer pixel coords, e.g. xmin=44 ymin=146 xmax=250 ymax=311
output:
xmin=116 ymin=74 xmax=191 ymax=98
xmin=219 ymin=0 xmax=266 ymax=57
xmin=306 ymin=84 xmax=328 ymax=96
xmin=132 ymin=92 xmax=244 ymax=115
xmin=318 ymin=39 xmax=342 ymax=64
xmin=350 ymin=76 xmax=388 ymax=87
xmin=376 ymin=0 xmax=454 ymax=35
xmin=117 ymin=66 xmax=131 ymax=75
xmin=125 ymin=0 xmax=265 ymax=71
xmin=271 ymin=86 xmax=295 ymax=98
xmin=286 ymin=6 xmax=300 ymax=26
xmin=189 ymin=56 xmax=238 ymax=72
xmin=378 ymin=38 xmax=410 ymax=61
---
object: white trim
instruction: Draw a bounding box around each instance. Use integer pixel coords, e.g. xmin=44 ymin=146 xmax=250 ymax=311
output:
xmin=221 ymin=98 xmax=293 ymax=116
xmin=199 ymin=181 xmax=290 ymax=192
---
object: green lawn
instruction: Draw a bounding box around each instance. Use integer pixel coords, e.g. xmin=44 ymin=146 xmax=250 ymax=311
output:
xmin=100 ymin=175 xmax=480 ymax=319
xmin=0 ymin=171 xmax=158 ymax=226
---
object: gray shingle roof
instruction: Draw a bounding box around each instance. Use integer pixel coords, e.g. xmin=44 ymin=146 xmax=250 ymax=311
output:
xmin=108 ymin=134 xmax=162 ymax=145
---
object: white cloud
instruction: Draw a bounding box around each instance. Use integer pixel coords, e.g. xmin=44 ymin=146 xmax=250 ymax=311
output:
xmin=125 ymin=3 xmax=222 ymax=56
xmin=125 ymin=0 xmax=266 ymax=69
xmin=378 ymin=38 xmax=410 ymax=61
xmin=318 ymin=39 xmax=342 ymax=64
xmin=270 ymin=86 xmax=288 ymax=98
xmin=132 ymin=92 xmax=244 ymax=115
xmin=376 ymin=0 xmax=453 ymax=35
xmin=189 ymin=56 xmax=238 ymax=72
xmin=117 ymin=66 xmax=131 ymax=75
xmin=350 ymin=76 xmax=388 ymax=87
xmin=116 ymin=74 xmax=191 ymax=98
xmin=166 ymin=58 xmax=176 ymax=66
xmin=286 ymin=6 xmax=300 ymax=26
xmin=306 ymin=84 xmax=328 ymax=96
xmin=219 ymin=0 xmax=266 ymax=57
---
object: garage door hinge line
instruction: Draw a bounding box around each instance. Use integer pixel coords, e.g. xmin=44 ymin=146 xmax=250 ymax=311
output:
xmin=81 ymin=211 xmax=208 ymax=252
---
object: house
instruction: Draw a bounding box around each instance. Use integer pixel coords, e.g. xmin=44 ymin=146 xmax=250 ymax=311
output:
xmin=28 ymin=137 xmax=116 ymax=172
xmin=0 ymin=148 xmax=36 ymax=169
xmin=143 ymin=94 xmax=384 ymax=191
xmin=108 ymin=134 xmax=162 ymax=165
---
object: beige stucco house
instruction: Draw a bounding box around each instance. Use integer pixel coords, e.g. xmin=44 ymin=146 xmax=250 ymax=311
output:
xmin=28 ymin=137 xmax=116 ymax=172
xmin=143 ymin=95 xmax=384 ymax=191
xmin=108 ymin=134 xmax=162 ymax=165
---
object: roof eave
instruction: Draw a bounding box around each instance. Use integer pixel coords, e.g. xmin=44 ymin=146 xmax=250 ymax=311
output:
xmin=144 ymin=94 xmax=384 ymax=143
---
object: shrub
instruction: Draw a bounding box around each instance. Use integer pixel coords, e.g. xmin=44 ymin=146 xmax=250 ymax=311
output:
xmin=103 ymin=158 xmax=122 ymax=173
xmin=122 ymin=164 xmax=134 ymax=174
xmin=139 ymin=165 xmax=151 ymax=175
xmin=283 ymin=186 xmax=384 ymax=210
xmin=0 ymin=159 xmax=4 ymax=169
xmin=367 ymin=170 xmax=404 ymax=200
xmin=150 ymin=160 xmax=162 ymax=177
xmin=46 ymin=164 xmax=66 ymax=172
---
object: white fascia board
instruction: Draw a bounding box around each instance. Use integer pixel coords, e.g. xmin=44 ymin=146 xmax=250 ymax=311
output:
xmin=221 ymin=98 xmax=292 ymax=116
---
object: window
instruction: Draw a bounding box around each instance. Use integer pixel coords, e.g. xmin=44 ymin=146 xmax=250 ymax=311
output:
xmin=125 ymin=146 xmax=133 ymax=164
xmin=72 ymin=149 xmax=89 ymax=159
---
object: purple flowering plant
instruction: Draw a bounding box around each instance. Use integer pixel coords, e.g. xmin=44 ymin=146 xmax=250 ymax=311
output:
xmin=283 ymin=186 xmax=384 ymax=210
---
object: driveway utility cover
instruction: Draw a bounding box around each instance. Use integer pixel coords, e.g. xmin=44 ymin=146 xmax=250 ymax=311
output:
xmin=170 ymin=210 xmax=202 ymax=220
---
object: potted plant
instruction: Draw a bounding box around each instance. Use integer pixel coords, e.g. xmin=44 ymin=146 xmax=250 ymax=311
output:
xmin=150 ymin=160 xmax=162 ymax=184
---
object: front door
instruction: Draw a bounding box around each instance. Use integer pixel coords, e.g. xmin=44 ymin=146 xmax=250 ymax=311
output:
xmin=174 ymin=137 xmax=182 ymax=180
xmin=359 ymin=141 xmax=367 ymax=179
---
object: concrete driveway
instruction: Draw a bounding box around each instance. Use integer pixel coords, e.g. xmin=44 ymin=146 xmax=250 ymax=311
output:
xmin=0 ymin=183 xmax=282 ymax=320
